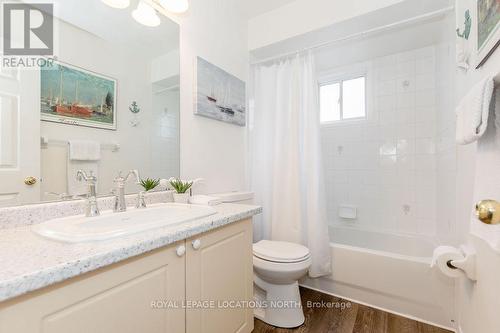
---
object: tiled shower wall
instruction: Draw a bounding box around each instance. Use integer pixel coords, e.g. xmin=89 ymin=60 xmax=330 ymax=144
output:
xmin=321 ymin=45 xmax=454 ymax=238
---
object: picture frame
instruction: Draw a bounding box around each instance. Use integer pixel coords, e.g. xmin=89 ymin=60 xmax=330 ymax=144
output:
xmin=40 ymin=61 xmax=117 ymax=130
xmin=476 ymin=0 xmax=500 ymax=68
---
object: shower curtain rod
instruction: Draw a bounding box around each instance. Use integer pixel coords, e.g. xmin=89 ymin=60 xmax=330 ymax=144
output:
xmin=250 ymin=6 xmax=455 ymax=65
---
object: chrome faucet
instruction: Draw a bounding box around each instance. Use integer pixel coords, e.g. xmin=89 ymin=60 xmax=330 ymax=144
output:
xmin=76 ymin=170 xmax=100 ymax=217
xmin=113 ymin=170 xmax=140 ymax=213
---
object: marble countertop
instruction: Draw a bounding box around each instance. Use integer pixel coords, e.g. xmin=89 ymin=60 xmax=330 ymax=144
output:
xmin=0 ymin=203 xmax=261 ymax=302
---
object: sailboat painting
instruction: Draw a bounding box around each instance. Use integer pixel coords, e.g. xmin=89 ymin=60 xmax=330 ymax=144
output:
xmin=195 ymin=57 xmax=246 ymax=126
xmin=40 ymin=61 xmax=117 ymax=130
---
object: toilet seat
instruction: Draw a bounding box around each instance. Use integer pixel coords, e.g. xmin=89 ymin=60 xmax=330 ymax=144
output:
xmin=253 ymin=240 xmax=310 ymax=263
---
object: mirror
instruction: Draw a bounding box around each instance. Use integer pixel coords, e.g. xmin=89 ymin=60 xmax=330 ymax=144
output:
xmin=0 ymin=0 xmax=180 ymax=207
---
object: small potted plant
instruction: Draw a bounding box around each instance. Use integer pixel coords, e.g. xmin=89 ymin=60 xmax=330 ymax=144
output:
xmin=168 ymin=178 xmax=193 ymax=203
xmin=137 ymin=178 xmax=160 ymax=208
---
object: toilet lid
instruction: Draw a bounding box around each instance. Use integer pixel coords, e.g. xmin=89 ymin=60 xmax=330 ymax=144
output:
xmin=253 ymin=240 xmax=310 ymax=263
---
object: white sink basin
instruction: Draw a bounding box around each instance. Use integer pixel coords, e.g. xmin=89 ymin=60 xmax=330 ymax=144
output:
xmin=33 ymin=203 xmax=217 ymax=243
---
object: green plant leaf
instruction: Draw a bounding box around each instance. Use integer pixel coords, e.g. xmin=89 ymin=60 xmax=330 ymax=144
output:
xmin=139 ymin=178 xmax=160 ymax=192
xmin=169 ymin=178 xmax=193 ymax=193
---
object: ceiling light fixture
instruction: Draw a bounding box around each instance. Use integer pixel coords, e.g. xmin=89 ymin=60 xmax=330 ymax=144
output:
xmin=132 ymin=1 xmax=161 ymax=27
xmin=159 ymin=0 xmax=189 ymax=14
xmin=101 ymin=0 xmax=130 ymax=9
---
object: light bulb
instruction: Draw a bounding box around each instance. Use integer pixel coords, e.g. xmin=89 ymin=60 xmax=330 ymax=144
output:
xmin=159 ymin=0 xmax=189 ymax=14
xmin=132 ymin=1 xmax=161 ymax=27
xmin=101 ymin=0 xmax=130 ymax=9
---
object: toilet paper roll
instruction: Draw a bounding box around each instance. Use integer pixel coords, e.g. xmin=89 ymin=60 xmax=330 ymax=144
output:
xmin=431 ymin=246 xmax=465 ymax=278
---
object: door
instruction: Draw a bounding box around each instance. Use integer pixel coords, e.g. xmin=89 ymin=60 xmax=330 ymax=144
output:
xmin=186 ymin=219 xmax=254 ymax=333
xmin=0 ymin=62 xmax=40 ymax=207
xmin=456 ymin=83 xmax=500 ymax=333
xmin=0 ymin=242 xmax=186 ymax=333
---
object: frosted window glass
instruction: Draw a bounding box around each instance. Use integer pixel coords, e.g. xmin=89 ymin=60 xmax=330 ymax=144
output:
xmin=320 ymin=83 xmax=340 ymax=122
xmin=342 ymin=77 xmax=365 ymax=119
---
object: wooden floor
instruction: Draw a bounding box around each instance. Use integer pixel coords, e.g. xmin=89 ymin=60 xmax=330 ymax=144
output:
xmin=252 ymin=287 xmax=452 ymax=333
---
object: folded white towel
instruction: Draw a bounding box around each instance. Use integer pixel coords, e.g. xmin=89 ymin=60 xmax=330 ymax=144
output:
xmin=189 ymin=195 xmax=222 ymax=206
xmin=68 ymin=140 xmax=101 ymax=161
xmin=456 ymin=76 xmax=495 ymax=145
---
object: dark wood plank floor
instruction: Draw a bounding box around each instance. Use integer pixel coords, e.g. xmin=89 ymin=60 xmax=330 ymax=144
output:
xmin=252 ymin=287 xmax=452 ymax=333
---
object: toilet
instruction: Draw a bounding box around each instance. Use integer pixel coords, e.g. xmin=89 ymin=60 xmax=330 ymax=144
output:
xmin=252 ymin=240 xmax=311 ymax=328
xmin=215 ymin=192 xmax=312 ymax=328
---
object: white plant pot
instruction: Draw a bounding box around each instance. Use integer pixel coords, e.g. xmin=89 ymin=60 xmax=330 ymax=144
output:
xmin=173 ymin=192 xmax=190 ymax=204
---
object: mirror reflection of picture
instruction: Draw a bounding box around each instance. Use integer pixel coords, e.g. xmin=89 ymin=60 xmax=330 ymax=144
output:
xmin=40 ymin=61 xmax=117 ymax=130
xmin=476 ymin=0 xmax=500 ymax=68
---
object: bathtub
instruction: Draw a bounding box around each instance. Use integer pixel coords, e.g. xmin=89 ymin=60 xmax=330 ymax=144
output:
xmin=301 ymin=226 xmax=456 ymax=331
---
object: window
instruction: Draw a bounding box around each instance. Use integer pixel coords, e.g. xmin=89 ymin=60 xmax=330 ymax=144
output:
xmin=320 ymin=76 xmax=366 ymax=123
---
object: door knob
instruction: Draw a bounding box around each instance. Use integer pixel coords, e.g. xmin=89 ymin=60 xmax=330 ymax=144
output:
xmin=192 ymin=239 xmax=201 ymax=250
xmin=24 ymin=176 xmax=37 ymax=186
xmin=475 ymin=200 xmax=500 ymax=225
xmin=176 ymin=245 xmax=186 ymax=257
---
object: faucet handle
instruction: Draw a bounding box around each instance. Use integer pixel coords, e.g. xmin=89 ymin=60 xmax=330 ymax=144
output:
xmin=76 ymin=170 xmax=97 ymax=183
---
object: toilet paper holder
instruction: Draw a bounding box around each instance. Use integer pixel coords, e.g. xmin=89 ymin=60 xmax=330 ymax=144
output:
xmin=432 ymin=245 xmax=476 ymax=281
xmin=446 ymin=245 xmax=476 ymax=281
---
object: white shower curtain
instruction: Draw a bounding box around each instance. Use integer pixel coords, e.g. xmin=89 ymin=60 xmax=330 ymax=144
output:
xmin=249 ymin=51 xmax=331 ymax=277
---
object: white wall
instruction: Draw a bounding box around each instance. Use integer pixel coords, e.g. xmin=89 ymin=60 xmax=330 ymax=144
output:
xmin=170 ymin=0 xmax=249 ymax=194
xmin=248 ymin=0 xmax=405 ymax=50
xmin=453 ymin=0 xmax=500 ymax=332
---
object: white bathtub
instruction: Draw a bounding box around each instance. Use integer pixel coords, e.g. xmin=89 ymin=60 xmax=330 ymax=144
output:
xmin=329 ymin=226 xmax=436 ymax=259
xmin=301 ymin=226 xmax=456 ymax=331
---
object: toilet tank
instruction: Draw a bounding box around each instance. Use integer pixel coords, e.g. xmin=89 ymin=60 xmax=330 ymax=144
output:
xmin=212 ymin=191 xmax=254 ymax=205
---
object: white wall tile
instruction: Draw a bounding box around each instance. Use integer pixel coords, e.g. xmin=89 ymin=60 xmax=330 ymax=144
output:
xmin=415 ymin=90 xmax=436 ymax=107
xmin=416 ymin=138 xmax=436 ymax=154
xmin=377 ymin=80 xmax=396 ymax=96
xmin=416 ymin=57 xmax=435 ymax=74
xmin=376 ymin=66 xmax=397 ymax=81
xmin=397 ymin=92 xmax=416 ymax=109
xmin=416 ymin=74 xmax=436 ymax=91
xmin=415 ymin=106 xmax=435 ymax=123
xmin=416 ymin=121 xmax=436 ymax=138
xmin=414 ymin=46 xmax=435 ymax=59
xmin=397 ymin=77 xmax=416 ymax=93
xmin=377 ymin=95 xmax=396 ymax=111
xmin=396 ymin=61 xmax=415 ymax=78
xmin=321 ymin=45 xmax=451 ymax=238
xmin=397 ymin=50 xmax=416 ymax=63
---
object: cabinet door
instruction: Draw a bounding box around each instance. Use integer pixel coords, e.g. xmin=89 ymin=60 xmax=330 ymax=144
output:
xmin=0 ymin=242 xmax=186 ymax=333
xmin=186 ymin=219 xmax=254 ymax=333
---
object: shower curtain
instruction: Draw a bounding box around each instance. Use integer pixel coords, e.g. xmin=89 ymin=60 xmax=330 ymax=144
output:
xmin=249 ymin=51 xmax=331 ymax=277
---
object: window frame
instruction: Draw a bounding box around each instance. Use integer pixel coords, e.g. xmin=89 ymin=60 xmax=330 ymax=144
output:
xmin=319 ymin=73 xmax=367 ymax=125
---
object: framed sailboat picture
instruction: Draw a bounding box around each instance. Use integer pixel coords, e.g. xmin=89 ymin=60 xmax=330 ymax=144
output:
xmin=40 ymin=61 xmax=117 ymax=130
xmin=476 ymin=0 xmax=500 ymax=68
xmin=194 ymin=57 xmax=246 ymax=126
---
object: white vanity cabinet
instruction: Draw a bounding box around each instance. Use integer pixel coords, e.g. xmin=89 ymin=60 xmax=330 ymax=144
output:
xmin=186 ymin=218 xmax=254 ymax=333
xmin=0 ymin=219 xmax=253 ymax=333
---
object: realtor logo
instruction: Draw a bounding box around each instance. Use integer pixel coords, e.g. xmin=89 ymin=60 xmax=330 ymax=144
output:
xmin=3 ymin=3 xmax=53 ymax=55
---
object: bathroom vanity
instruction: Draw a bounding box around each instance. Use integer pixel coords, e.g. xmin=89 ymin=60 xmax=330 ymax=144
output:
xmin=0 ymin=201 xmax=261 ymax=333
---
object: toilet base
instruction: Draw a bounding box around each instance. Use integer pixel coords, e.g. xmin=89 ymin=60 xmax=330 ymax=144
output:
xmin=254 ymin=275 xmax=305 ymax=328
